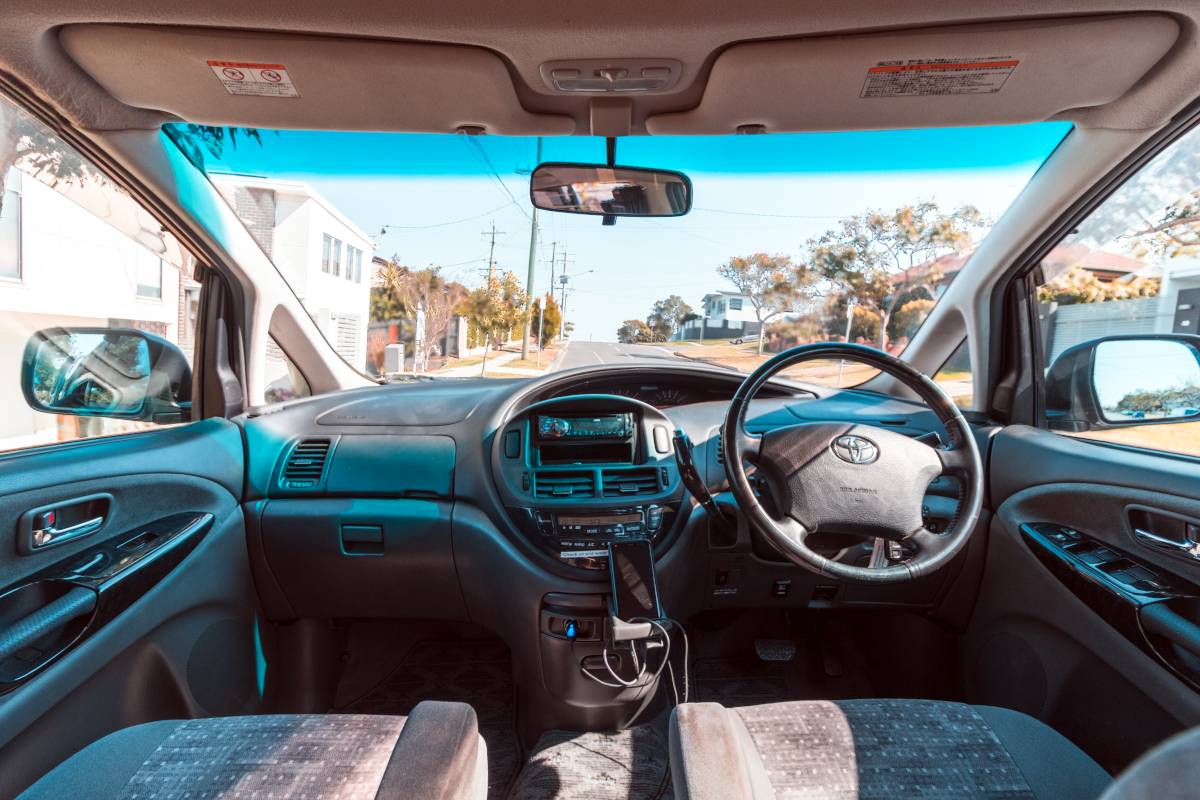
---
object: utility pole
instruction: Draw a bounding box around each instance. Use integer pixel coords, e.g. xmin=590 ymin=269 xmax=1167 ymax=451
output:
xmin=520 ymin=138 xmax=543 ymax=360
xmin=482 ymin=221 xmax=505 ymax=282
xmin=536 ymin=241 xmax=557 ymax=368
xmin=556 ymin=249 xmax=574 ymax=342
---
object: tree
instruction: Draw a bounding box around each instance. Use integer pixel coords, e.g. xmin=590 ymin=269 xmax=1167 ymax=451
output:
xmin=822 ymin=295 xmax=882 ymax=342
xmin=0 ymin=100 xmax=262 ymax=213
xmin=716 ymin=254 xmax=809 ymax=355
xmin=530 ymin=294 xmax=562 ymax=349
xmin=457 ymin=271 xmax=528 ymax=375
xmin=806 ymin=202 xmax=986 ymax=350
xmin=378 ymin=262 xmax=467 ymax=370
xmin=370 ymin=260 xmax=412 ymax=323
xmin=1115 ymin=382 xmax=1200 ymax=417
xmin=1037 ymin=265 xmax=1159 ymax=305
xmin=617 ymin=319 xmax=653 ymax=344
xmin=889 ymin=297 xmax=936 ymax=342
xmin=646 ymin=294 xmax=694 ymax=341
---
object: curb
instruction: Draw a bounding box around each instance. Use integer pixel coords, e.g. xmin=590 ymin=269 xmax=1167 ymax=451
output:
xmin=546 ymin=341 xmax=570 ymax=372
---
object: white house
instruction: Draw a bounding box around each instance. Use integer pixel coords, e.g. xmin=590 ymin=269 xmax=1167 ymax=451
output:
xmin=677 ymin=290 xmax=760 ymax=340
xmin=209 ymin=173 xmax=375 ymax=371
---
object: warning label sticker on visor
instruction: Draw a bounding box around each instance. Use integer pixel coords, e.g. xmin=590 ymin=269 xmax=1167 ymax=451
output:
xmin=861 ymin=56 xmax=1019 ymax=98
xmin=208 ymin=61 xmax=299 ymax=97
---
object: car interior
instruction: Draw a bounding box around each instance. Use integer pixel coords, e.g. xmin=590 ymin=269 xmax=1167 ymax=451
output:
xmin=4 ymin=2 xmax=1200 ymax=799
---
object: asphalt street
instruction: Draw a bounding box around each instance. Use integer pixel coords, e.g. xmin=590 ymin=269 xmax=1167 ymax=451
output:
xmin=554 ymin=341 xmax=694 ymax=370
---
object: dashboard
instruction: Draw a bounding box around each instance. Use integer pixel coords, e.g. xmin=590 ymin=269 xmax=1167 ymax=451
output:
xmin=541 ymin=373 xmax=797 ymax=409
xmin=240 ymin=362 xmax=973 ymax=619
xmin=234 ymin=361 xmax=984 ymax=732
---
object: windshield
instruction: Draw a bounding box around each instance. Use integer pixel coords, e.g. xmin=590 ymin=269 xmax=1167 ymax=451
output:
xmin=166 ymin=123 xmax=1069 ymax=392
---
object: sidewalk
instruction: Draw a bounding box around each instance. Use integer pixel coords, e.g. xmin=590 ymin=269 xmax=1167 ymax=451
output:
xmin=433 ymin=350 xmax=520 ymax=377
xmin=431 ymin=342 xmax=569 ymax=378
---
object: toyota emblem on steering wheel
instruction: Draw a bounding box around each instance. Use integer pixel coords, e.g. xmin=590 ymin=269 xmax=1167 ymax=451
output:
xmin=832 ymin=434 xmax=879 ymax=464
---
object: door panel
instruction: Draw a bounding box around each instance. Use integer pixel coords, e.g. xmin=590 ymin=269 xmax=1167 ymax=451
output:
xmin=967 ymin=424 xmax=1200 ymax=772
xmin=0 ymin=419 xmax=255 ymax=798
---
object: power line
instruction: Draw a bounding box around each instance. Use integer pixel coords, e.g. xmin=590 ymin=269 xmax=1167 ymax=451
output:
xmin=462 ymin=135 xmax=533 ymax=223
xmin=693 ymin=206 xmax=844 ymax=220
xmin=378 ymin=202 xmax=518 ymax=233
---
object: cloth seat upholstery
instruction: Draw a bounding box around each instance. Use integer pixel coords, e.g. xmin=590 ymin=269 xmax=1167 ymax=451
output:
xmin=669 ymin=698 xmax=1111 ymax=800
xmin=18 ymin=700 xmax=487 ymax=800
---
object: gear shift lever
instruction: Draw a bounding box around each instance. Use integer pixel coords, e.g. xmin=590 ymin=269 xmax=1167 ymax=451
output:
xmin=673 ymin=429 xmax=731 ymax=529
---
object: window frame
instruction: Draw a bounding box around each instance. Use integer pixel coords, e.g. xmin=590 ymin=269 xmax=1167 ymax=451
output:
xmin=134 ymin=252 xmax=164 ymax=300
xmin=0 ymin=168 xmax=22 ymax=282
xmin=331 ymin=237 xmax=342 ymax=277
xmin=321 ymin=233 xmax=333 ymax=273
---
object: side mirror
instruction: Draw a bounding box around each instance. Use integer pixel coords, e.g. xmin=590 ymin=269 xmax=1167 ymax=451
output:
xmin=21 ymin=327 xmax=192 ymax=424
xmin=1045 ymin=334 xmax=1200 ymax=432
xmin=529 ymin=163 xmax=692 ymax=218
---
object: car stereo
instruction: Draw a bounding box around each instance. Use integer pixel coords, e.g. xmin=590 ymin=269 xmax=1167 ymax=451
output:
xmin=536 ymin=413 xmax=634 ymax=440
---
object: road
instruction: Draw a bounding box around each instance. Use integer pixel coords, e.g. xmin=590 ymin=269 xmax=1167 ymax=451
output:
xmin=555 ymin=341 xmax=693 ymax=370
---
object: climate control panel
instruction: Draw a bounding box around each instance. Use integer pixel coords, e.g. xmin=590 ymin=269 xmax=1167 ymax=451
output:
xmin=521 ymin=504 xmax=674 ymax=570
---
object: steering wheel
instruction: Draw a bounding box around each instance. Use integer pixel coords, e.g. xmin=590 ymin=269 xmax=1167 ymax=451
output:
xmin=723 ymin=343 xmax=983 ymax=583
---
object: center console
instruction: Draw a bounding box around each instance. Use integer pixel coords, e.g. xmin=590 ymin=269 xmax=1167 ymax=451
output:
xmin=493 ymin=395 xmax=684 ymax=571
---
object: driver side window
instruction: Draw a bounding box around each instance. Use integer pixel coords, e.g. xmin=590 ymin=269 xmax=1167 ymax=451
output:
xmin=1034 ymin=119 xmax=1200 ymax=458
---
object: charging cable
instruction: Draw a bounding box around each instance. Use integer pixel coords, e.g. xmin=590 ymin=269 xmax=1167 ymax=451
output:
xmin=578 ymin=617 xmax=672 ymax=690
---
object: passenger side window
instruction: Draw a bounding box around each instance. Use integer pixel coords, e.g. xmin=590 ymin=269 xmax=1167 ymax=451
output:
xmin=1034 ymin=120 xmax=1200 ymax=457
xmin=933 ymin=340 xmax=973 ymax=409
xmin=264 ymin=336 xmax=311 ymax=404
xmin=0 ymin=94 xmax=204 ymax=453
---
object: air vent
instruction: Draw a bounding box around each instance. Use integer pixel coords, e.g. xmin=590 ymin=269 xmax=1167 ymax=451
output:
xmin=534 ymin=471 xmax=595 ymax=499
xmin=601 ymin=468 xmax=660 ymax=498
xmin=715 ymin=431 xmax=724 ymax=465
xmin=282 ymin=439 xmax=332 ymax=486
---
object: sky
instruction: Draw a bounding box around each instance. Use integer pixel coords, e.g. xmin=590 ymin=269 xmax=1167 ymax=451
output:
xmin=175 ymin=123 xmax=1071 ymax=341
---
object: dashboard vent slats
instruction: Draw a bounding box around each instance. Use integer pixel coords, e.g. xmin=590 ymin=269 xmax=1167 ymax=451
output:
xmin=534 ymin=471 xmax=595 ymax=499
xmin=715 ymin=431 xmax=724 ymax=465
xmin=282 ymin=439 xmax=332 ymax=482
xmin=601 ymin=468 xmax=660 ymax=497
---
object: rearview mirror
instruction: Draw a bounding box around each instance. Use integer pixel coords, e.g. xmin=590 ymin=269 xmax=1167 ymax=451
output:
xmin=1045 ymin=334 xmax=1200 ymax=431
xmin=21 ymin=327 xmax=192 ymax=424
xmin=530 ymin=163 xmax=692 ymax=217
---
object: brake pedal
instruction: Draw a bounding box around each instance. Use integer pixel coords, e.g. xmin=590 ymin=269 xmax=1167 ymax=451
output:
xmin=754 ymin=639 xmax=796 ymax=662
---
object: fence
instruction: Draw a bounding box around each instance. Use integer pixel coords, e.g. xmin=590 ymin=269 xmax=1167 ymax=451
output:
xmin=1041 ymin=297 xmax=1167 ymax=364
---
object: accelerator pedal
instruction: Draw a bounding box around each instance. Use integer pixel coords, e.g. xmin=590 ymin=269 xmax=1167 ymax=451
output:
xmin=754 ymin=638 xmax=797 ymax=662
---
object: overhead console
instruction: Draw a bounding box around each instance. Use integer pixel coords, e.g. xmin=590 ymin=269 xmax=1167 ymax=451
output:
xmin=494 ymin=395 xmax=684 ymax=571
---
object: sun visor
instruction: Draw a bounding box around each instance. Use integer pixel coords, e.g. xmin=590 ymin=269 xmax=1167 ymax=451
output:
xmin=647 ymin=15 xmax=1180 ymax=135
xmin=59 ymin=24 xmax=574 ymax=135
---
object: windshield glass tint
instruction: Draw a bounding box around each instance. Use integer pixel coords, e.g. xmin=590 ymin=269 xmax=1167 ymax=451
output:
xmin=165 ymin=123 xmax=1069 ymax=386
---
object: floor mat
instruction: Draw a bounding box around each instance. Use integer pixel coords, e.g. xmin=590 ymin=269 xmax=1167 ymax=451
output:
xmin=689 ymin=612 xmax=875 ymax=708
xmin=508 ymin=721 xmax=672 ymax=800
xmin=335 ymin=637 xmax=520 ymax=800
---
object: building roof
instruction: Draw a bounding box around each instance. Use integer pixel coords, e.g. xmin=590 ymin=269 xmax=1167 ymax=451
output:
xmin=702 ymin=290 xmax=749 ymax=301
xmin=891 ymin=244 xmax=1147 ymax=287
xmin=208 ymin=172 xmax=377 ymax=248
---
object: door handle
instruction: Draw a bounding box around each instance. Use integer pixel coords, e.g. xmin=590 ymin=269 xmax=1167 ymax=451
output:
xmin=32 ymin=515 xmax=104 ymax=549
xmin=18 ymin=493 xmax=112 ymax=554
xmin=1133 ymin=527 xmax=1200 ymax=562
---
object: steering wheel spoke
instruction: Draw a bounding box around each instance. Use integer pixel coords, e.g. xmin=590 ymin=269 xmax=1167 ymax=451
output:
xmin=724 ymin=426 xmax=762 ymax=463
xmin=935 ymin=445 xmax=970 ymax=475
